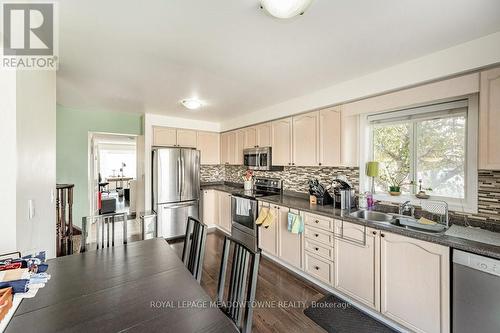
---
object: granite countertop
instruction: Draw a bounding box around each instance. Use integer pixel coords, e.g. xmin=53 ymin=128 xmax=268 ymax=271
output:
xmin=201 ymin=182 xmax=500 ymax=260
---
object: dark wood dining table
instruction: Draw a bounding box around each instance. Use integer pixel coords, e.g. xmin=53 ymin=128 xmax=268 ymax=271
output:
xmin=6 ymin=238 xmax=238 ymax=332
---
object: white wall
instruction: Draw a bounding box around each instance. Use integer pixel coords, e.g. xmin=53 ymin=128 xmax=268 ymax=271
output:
xmin=221 ymin=31 xmax=500 ymax=131
xmin=16 ymin=70 xmax=57 ymax=259
xmin=143 ymin=113 xmax=220 ymax=211
xmin=0 ymin=70 xmax=17 ymax=255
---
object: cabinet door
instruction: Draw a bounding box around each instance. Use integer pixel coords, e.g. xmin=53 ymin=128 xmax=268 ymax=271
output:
xmin=479 ymin=68 xmax=500 ymax=170
xmin=278 ymin=207 xmax=302 ymax=269
xmin=292 ymin=112 xmax=319 ymax=166
xmin=176 ymin=129 xmax=197 ymax=148
xmin=380 ymin=232 xmax=450 ymax=333
xmin=153 ymin=127 xmax=177 ymax=146
xmin=202 ymin=190 xmax=218 ymax=227
xmin=319 ymin=108 xmax=341 ymax=166
xmin=258 ymin=203 xmax=277 ymax=256
xmin=244 ymin=127 xmax=257 ymax=149
xmin=235 ymin=130 xmax=245 ymax=165
xmin=220 ymin=133 xmax=230 ymax=164
xmin=271 ymin=118 xmax=292 ymax=166
xmin=340 ymin=112 xmax=359 ymax=166
xmin=256 ymin=123 xmax=271 ymax=147
xmin=197 ymin=132 xmax=220 ymax=165
xmin=227 ymin=131 xmax=237 ymax=165
xmin=217 ymin=191 xmax=232 ymax=233
xmin=334 ymin=221 xmax=380 ymax=310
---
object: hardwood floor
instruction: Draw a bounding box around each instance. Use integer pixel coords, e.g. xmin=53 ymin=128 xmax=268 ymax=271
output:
xmin=169 ymin=231 xmax=326 ymax=333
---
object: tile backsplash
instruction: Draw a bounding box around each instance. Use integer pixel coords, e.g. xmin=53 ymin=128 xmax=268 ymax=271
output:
xmin=201 ymin=164 xmax=359 ymax=192
xmin=201 ymin=164 xmax=500 ymax=231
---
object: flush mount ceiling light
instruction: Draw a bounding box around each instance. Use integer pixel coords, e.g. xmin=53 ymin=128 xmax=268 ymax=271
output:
xmin=260 ymin=0 xmax=313 ymax=19
xmin=181 ymin=98 xmax=203 ymax=110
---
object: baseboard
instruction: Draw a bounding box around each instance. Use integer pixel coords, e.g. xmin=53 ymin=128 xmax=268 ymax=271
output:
xmin=260 ymin=251 xmax=409 ymax=333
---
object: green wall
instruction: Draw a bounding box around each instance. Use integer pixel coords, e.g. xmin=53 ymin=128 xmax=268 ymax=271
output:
xmin=56 ymin=106 xmax=142 ymax=227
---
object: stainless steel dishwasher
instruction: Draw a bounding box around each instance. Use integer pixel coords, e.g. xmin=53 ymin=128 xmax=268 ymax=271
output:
xmin=453 ymin=250 xmax=500 ymax=333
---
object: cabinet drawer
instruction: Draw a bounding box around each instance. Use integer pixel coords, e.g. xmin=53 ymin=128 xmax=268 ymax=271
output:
xmin=305 ymin=239 xmax=333 ymax=261
xmin=304 ymin=213 xmax=334 ymax=232
xmin=305 ymin=252 xmax=334 ymax=284
xmin=305 ymin=225 xmax=333 ymax=246
xmin=335 ymin=219 xmax=366 ymax=244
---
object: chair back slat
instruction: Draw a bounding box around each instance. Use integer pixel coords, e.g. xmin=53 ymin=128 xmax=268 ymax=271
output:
xmin=216 ymin=236 xmax=261 ymax=333
xmin=182 ymin=216 xmax=207 ymax=282
xmin=81 ymin=212 xmax=128 ymax=252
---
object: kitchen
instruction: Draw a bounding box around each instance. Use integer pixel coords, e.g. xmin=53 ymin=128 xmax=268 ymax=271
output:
xmin=2 ymin=1 xmax=500 ymax=333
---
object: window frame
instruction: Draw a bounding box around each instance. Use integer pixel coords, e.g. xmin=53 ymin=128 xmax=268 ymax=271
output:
xmin=360 ymin=95 xmax=478 ymax=213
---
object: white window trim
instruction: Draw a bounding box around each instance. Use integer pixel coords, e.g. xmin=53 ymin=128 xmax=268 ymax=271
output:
xmin=359 ymin=95 xmax=478 ymax=213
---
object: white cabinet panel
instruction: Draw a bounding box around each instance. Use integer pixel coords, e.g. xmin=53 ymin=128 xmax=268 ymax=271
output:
xmin=319 ymin=108 xmax=341 ymax=166
xmin=256 ymin=123 xmax=271 ymax=147
xmin=334 ymin=221 xmax=380 ymax=310
xmin=153 ymin=127 xmax=177 ymax=146
xmin=479 ymin=67 xmax=500 ymax=170
xmin=197 ymin=131 xmax=220 ymax=165
xmin=380 ymin=232 xmax=450 ymax=333
xmin=258 ymin=203 xmax=278 ymax=256
xmin=292 ymin=111 xmax=319 ymax=166
xmin=244 ymin=127 xmax=257 ymax=149
xmin=271 ymin=118 xmax=292 ymax=166
xmin=277 ymin=207 xmax=302 ymax=269
xmin=176 ymin=129 xmax=197 ymax=148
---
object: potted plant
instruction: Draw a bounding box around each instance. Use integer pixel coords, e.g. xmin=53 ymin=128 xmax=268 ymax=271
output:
xmin=242 ymin=170 xmax=254 ymax=190
xmin=380 ymin=167 xmax=409 ymax=196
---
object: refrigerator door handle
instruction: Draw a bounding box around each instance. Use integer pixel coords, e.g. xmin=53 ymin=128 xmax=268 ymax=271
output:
xmin=177 ymin=157 xmax=182 ymax=196
xmin=161 ymin=200 xmax=197 ymax=210
xmin=181 ymin=155 xmax=185 ymax=197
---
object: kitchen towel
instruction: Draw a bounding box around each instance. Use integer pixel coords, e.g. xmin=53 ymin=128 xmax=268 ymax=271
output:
xmin=255 ymin=207 xmax=269 ymax=225
xmin=262 ymin=209 xmax=275 ymax=228
xmin=236 ymin=197 xmax=251 ymax=216
xmin=288 ymin=212 xmax=304 ymax=234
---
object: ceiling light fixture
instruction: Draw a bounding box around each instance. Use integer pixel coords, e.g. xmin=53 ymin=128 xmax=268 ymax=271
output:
xmin=260 ymin=0 xmax=313 ymax=19
xmin=181 ymin=98 xmax=203 ymax=110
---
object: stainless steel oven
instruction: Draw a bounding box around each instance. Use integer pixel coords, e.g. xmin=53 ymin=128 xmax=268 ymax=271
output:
xmin=231 ymin=195 xmax=258 ymax=251
xmin=243 ymin=147 xmax=272 ymax=171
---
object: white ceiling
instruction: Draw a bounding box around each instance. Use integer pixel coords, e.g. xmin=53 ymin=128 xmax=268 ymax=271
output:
xmin=56 ymin=0 xmax=500 ymax=122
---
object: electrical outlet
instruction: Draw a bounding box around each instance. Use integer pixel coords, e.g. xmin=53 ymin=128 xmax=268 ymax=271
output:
xmin=28 ymin=199 xmax=35 ymax=219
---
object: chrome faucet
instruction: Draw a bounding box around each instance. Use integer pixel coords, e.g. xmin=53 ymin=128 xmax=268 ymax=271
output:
xmin=399 ymin=201 xmax=415 ymax=217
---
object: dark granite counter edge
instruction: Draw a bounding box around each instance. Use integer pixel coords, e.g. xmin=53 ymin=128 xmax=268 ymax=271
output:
xmin=200 ymin=182 xmax=500 ymax=260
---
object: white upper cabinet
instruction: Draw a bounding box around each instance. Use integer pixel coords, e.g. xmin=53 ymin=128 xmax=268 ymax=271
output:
xmin=153 ymin=127 xmax=177 ymax=146
xmin=319 ymin=108 xmax=341 ymax=166
xmin=235 ymin=130 xmax=245 ymax=165
xmin=340 ymin=112 xmax=359 ymax=167
xmin=380 ymin=232 xmax=450 ymax=333
xmin=244 ymin=127 xmax=257 ymax=149
xmin=277 ymin=207 xmax=302 ymax=269
xmin=197 ymin=131 xmax=220 ymax=165
xmin=292 ymin=111 xmax=319 ymax=166
xmin=256 ymin=123 xmax=271 ymax=147
xmin=176 ymin=129 xmax=197 ymax=148
xmin=479 ymin=67 xmax=500 ymax=170
xmin=220 ymin=132 xmax=230 ymax=164
xmin=227 ymin=131 xmax=237 ymax=165
xmin=271 ymin=118 xmax=292 ymax=166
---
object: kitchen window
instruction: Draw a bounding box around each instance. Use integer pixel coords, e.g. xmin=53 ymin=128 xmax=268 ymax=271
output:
xmin=364 ymin=98 xmax=478 ymax=212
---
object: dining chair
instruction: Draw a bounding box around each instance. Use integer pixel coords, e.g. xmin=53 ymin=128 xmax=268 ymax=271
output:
xmin=216 ymin=236 xmax=261 ymax=333
xmin=181 ymin=216 xmax=207 ymax=282
xmin=81 ymin=212 xmax=128 ymax=252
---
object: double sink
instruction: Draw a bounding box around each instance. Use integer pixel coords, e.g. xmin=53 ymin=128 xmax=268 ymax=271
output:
xmin=349 ymin=210 xmax=447 ymax=234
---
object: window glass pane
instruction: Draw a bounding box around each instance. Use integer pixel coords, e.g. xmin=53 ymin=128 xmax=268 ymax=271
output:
xmin=373 ymin=123 xmax=411 ymax=193
xmin=416 ymin=116 xmax=466 ymax=198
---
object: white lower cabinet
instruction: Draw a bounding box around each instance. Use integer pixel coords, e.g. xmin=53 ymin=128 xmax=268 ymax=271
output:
xmin=380 ymin=232 xmax=450 ymax=333
xmin=277 ymin=207 xmax=302 ymax=269
xmin=304 ymin=252 xmax=334 ymax=285
xmin=202 ymin=189 xmax=218 ymax=227
xmin=334 ymin=221 xmax=380 ymax=311
xmin=258 ymin=202 xmax=278 ymax=256
xmin=258 ymin=203 xmax=303 ymax=270
xmin=216 ymin=191 xmax=232 ymax=233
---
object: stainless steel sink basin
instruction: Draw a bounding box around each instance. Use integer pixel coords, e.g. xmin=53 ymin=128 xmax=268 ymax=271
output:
xmin=349 ymin=210 xmax=395 ymax=223
xmin=349 ymin=210 xmax=447 ymax=234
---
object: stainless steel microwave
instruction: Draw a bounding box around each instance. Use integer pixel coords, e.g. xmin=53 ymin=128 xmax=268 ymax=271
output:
xmin=243 ymin=147 xmax=272 ymax=170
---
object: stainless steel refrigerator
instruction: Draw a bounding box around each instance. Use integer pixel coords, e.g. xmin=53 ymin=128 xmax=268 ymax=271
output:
xmin=152 ymin=147 xmax=200 ymax=240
